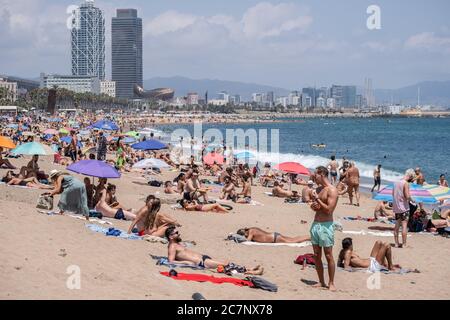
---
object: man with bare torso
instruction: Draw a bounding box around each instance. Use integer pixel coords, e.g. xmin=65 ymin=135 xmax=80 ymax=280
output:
xmin=346 ymin=162 xmax=360 ymax=207
xmin=237 ymin=227 xmax=310 ymax=244
xmin=166 ymin=226 xmax=263 ymax=275
xmin=309 ymin=166 xmax=339 ymax=291
xmin=328 ymin=155 xmax=338 ymax=185
xmin=301 ymin=180 xmax=315 ymax=204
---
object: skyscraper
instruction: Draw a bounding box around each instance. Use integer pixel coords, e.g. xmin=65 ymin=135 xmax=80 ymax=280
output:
xmin=331 ymin=85 xmax=357 ymax=109
xmin=71 ymin=0 xmax=105 ymax=80
xmin=112 ymin=9 xmax=143 ymax=99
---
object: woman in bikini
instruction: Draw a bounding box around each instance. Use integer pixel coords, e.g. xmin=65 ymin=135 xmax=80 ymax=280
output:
xmin=127 ymin=196 xmax=181 ymax=236
xmin=2 ymin=171 xmax=51 ymax=189
xmin=180 ymin=199 xmax=228 ymax=213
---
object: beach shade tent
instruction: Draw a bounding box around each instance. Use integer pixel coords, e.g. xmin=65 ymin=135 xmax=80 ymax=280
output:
xmin=11 ymin=142 xmax=56 ymax=156
xmin=132 ymin=158 xmax=171 ymax=169
xmin=0 ymin=136 xmax=16 ymax=149
xmin=44 ymin=129 xmax=59 ymax=135
xmin=235 ymin=151 xmax=255 ymax=159
xmin=67 ymin=160 xmax=121 ymax=179
xmin=373 ymin=183 xmax=450 ymax=204
xmin=123 ymin=137 xmax=136 ymax=144
xmin=89 ymin=120 xmax=119 ymax=131
xmin=131 ymin=139 xmax=167 ymax=151
xmin=203 ymin=152 xmax=224 ymax=165
xmin=125 ymin=131 xmax=139 ymax=138
xmin=274 ymin=162 xmax=310 ymax=175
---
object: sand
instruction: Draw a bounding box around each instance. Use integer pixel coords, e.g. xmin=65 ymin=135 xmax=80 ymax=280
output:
xmin=1 ymin=156 xmax=449 ymax=300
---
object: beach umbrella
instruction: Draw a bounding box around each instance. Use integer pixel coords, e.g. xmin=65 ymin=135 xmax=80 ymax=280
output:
xmin=44 ymin=129 xmax=59 ymax=135
xmin=59 ymin=128 xmax=69 ymax=135
xmin=235 ymin=151 xmax=255 ymax=159
xmin=11 ymin=142 xmax=56 ymax=156
xmin=274 ymin=162 xmax=310 ymax=175
xmin=0 ymin=136 xmax=16 ymax=149
xmin=132 ymin=158 xmax=170 ymax=169
xmin=123 ymin=137 xmax=136 ymax=144
xmin=79 ymin=130 xmax=91 ymax=136
xmin=203 ymin=152 xmax=224 ymax=165
xmin=21 ymin=131 xmax=35 ymax=136
xmin=67 ymin=160 xmax=121 ymax=179
xmin=125 ymin=131 xmax=139 ymax=138
xmin=60 ymin=136 xmax=83 ymax=148
xmin=7 ymin=124 xmax=18 ymax=129
xmin=89 ymin=120 xmax=119 ymax=131
xmin=373 ymin=183 xmax=450 ymax=204
xmin=131 ymin=139 xmax=167 ymax=151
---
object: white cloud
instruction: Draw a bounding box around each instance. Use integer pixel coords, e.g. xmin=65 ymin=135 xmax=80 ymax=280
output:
xmin=144 ymin=10 xmax=197 ymax=36
xmin=405 ymin=32 xmax=450 ymax=52
xmin=242 ymin=2 xmax=312 ymax=39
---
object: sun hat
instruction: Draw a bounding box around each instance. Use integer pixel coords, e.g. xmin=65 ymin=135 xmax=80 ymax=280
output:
xmin=49 ymin=169 xmax=61 ymax=180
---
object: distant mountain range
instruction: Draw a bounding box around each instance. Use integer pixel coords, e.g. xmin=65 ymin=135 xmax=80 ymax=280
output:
xmin=145 ymin=76 xmax=450 ymax=107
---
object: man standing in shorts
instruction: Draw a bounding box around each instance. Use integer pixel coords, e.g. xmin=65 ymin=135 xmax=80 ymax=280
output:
xmin=309 ymin=166 xmax=339 ymax=291
xmin=392 ymin=169 xmax=415 ymax=248
xmin=328 ymin=155 xmax=338 ymax=185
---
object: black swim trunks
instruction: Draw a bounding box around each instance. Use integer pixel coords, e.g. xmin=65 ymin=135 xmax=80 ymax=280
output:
xmin=395 ymin=211 xmax=409 ymax=221
xmin=273 ymin=232 xmax=280 ymax=243
xmin=114 ymin=208 xmax=125 ymax=220
xmin=183 ymin=191 xmax=193 ymax=201
xmin=198 ymin=255 xmax=211 ymax=268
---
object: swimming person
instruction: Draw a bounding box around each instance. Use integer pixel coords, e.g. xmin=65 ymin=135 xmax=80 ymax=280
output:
xmin=236 ymin=227 xmax=310 ymax=243
xmin=309 ymin=166 xmax=339 ymax=291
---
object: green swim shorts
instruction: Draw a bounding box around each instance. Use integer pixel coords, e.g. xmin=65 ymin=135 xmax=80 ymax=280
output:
xmin=310 ymin=221 xmax=335 ymax=248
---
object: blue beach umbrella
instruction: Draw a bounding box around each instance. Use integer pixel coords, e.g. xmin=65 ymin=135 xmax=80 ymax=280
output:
xmin=235 ymin=151 xmax=255 ymax=159
xmin=60 ymin=136 xmax=83 ymax=148
xmin=131 ymin=139 xmax=167 ymax=151
xmin=89 ymin=120 xmax=119 ymax=131
xmin=11 ymin=142 xmax=56 ymax=156
xmin=374 ymin=183 xmax=450 ymax=204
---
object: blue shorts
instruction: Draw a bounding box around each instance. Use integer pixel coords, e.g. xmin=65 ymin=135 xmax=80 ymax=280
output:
xmin=310 ymin=221 xmax=335 ymax=248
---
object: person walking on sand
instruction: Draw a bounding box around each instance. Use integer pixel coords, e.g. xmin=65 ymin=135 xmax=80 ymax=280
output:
xmin=328 ymin=155 xmax=338 ymax=185
xmin=392 ymin=169 xmax=416 ymax=248
xmin=346 ymin=162 xmax=360 ymax=207
xmin=371 ymin=164 xmax=382 ymax=193
xmin=309 ymin=166 xmax=339 ymax=291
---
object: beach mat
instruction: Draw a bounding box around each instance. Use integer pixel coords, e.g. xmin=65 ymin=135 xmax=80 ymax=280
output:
xmin=160 ymin=271 xmax=254 ymax=287
xmin=86 ymin=224 xmax=142 ymax=240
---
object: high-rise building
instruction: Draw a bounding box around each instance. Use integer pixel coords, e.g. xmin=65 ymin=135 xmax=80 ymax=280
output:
xmin=187 ymin=92 xmax=199 ymax=105
xmin=0 ymin=78 xmax=18 ymax=101
xmin=364 ymin=78 xmax=375 ymax=108
xmin=331 ymin=85 xmax=357 ymax=109
xmin=71 ymin=0 xmax=105 ymax=80
xmin=302 ymin=88 xmax=316 ymax=107
xmin=112 ymin=8 xmax=143 ymax=99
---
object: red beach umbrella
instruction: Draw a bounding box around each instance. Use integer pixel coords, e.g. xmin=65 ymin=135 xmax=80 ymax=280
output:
xmin=274 ymin=162 xmax=310 ymax=175
xmin=203 ymin=152 xmax=224 ymax=165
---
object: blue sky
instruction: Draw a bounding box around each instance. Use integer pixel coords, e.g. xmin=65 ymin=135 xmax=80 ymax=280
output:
xmin=1 ymin=0 xmax=449 ymax=89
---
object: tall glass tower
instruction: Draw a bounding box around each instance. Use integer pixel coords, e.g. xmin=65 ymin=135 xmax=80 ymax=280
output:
xmin=71 ymin=0 xmax=105 ymax=80
xmin=112 ymin=9 xmax=143 ymax=99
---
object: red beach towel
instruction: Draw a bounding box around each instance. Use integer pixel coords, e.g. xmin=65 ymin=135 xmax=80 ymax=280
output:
xmin=160 ymin=271 xmax=254 ymax=287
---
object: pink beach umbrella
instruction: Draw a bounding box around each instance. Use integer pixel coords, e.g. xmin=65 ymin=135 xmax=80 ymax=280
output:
xmin=203 ymin=152 xmax=224 ymax=165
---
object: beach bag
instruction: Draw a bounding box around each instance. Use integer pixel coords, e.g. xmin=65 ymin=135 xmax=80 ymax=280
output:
xmin=148 ymin=180 xmax=163 ymax=187
xmin=36 ymin=195 xmax=54 ymax=210
xmin=294 ymin=253 xmax=315 ymax=265
xmin=247 ymin=276 xmax=278 ymax=292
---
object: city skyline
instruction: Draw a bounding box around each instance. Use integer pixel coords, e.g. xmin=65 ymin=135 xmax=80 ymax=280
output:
xmin=1 ymin=0 xmax=449 ymax=90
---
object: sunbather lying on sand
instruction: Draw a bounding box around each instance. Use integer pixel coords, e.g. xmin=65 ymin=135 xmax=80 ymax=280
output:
xmin=271 ymin=181 xmax=298 ymax=198
xmin=237 ymin=227 xmax=310 ymax=243
xmin=374 ymin=201 xmax=395 ymax=220
xmin=128 ymin=195 xmax=181 ymax=236
xmin=166 ymin=226 xmax=263 ymax=275
xmin=338 ymin=238 xmax=418 ymax=273
xmin=179 ymin=199 xmax=228 ymax=213
xmin=2 ymin=171 xmax=51 ymax=189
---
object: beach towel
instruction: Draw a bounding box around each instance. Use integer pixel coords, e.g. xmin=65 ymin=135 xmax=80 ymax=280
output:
xmin=143 ymin=235 xmax=168 ymax=244
xmin=342 ymin=230 xmax=398 ymax=237
xmin=300 ymin=262 xmax=419 ymax=275
xmin=343 ymin=216 xmax=395 ymax=225
xmin=160 ymin=271 xmax=255 ymax=288
xmin=226 ymin=233 xmax=312 ymax=247
xmin=68 ymin=214 xmax=112 ymax=225
xmin=264 ymin=192 xmax=274 ymax=196
xmin=86 ymin=224 xmax=142 ymax=240
xmin=150 ymin=255 xmax=205 ymax=270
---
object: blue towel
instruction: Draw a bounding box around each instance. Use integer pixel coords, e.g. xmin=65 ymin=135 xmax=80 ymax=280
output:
xmin=86 ymin=224 xmax=142 ymax=240
xmin=150 ymin=255 xmax=204 ymax=270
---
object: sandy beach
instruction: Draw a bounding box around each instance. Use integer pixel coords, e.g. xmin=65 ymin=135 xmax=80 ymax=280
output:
xmin=1 ymin=156 xmax=449 ymax=300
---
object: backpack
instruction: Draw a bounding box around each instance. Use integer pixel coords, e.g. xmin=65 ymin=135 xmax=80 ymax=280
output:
xmin=148 ymin=180 xmax=162 ymax=187
xmin=247 ymin=276 xmax=278 ymax=292
xmin=294 ymin=253 xmax=315 ymax=265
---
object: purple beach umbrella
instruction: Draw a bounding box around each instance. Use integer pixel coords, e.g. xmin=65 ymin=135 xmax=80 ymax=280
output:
xmin=67 ymin=160 xmax=121 ymax=179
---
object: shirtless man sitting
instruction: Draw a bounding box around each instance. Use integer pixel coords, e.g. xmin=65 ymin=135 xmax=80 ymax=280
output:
xmin=166 ymin=226 xmax=263 ymax=275
xmin=301 ymin=180 xmax=315 ymax=203
xmin=338 ymin=238 xmax=405 ymax=273
xmin=220 ymin=176 xmax=236 ymax=200
xmin=374 ymin=201 xmax=394 ymax=220
xmin=272 ymin=181 xmax=297 ymax=198
xmin=236 ymin=227 xmax=310 ymax=243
